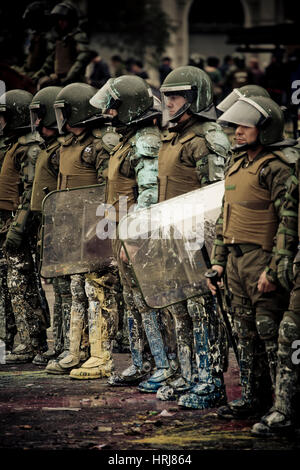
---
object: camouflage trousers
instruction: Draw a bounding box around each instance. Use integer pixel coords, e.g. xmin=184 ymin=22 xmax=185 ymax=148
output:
xmin=112 ymin=239 xmax=176 ymax=369
xmin=52 ymin=275 xmax=72 ymax=355
xmin=0 ymin=246 xmax=16 ymax=351
xmin=6 ymin=241 xmax=50 ymax=352
xmin=226 ymin=247 xmax=290 ymax=403
xmin=84 ymin=264 xmax=120 ymax=361
xmin=163 ymin=293 xmax=228 ymax=384
xmin=69 ymin=274 xmax=89 ymax=353
xmin=274 ymin=263 xmax=300 ymax=416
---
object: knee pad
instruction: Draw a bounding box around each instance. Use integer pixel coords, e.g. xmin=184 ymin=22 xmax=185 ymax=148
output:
xmin=279 ymin=311 xmax=300 ymax=345
xmin=233 ymin=306 xmax=256 ymax=340
xmin=256 ymin=315 xmax=278 ymax=341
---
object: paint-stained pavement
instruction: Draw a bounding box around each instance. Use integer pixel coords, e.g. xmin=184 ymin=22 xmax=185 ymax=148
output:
xmin=0 ymin=285 xmax=300 ymax=451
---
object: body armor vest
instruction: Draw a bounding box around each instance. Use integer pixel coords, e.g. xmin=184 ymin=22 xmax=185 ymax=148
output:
xmin=158 ymin=132 xmax=200 ymax=202
xmin=31 ymin=140 xmax=60 ymax=212
xmin=223 ymin=153 xmax=278 ymax=252
xmin=0 ymin=142 xmax=20 ymax=211
xmin=106 ymin=139 xmax=137 ymax=223
xmin=54 ymin=37 xmax=76 ymax=77
xmin=57 ymin=135 xmax=98 ymax=190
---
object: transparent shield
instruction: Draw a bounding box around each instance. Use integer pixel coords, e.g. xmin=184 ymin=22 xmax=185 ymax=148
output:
xmin=40 ymin=185 xmax=113 ymax=277
xmin=119 ymin=180 xmax=224 ymax=308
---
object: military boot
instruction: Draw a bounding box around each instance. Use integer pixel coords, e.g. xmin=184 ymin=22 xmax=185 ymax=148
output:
xmin=45 ymin=313 xmax=84 ymax=374
xmin=108 ymin=361 xmax=153 ymax=386
xmin=251 ymin=336 xmax=299 ymax=437
xmin=157 ymin=345 xmax=194 ymax=401
xmin=137 ymin=311 xmax=176 ymax=393
xmin=5 ymin=343 xmax=35 ymax=364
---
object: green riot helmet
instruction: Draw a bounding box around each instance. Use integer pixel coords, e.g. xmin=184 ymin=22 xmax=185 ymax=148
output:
xmin=218 ymin=95 xmax=284 ymax=147
xmin=54 ymin=83 xmax=104 ymax=134
xmin=50 ymin=2 xmax=78 ymax=28
xmin=217 ymin=85 xmax=270 ymax=113
xmin=89 ymin=75 xmax=160 ymax=126
xmin=160 ymin=66 xmax=215 ymax=125
xmin=0 ymin=89 xmax=33 ymax=136
xmin=30 ymin=86 xmax=62 ymax=133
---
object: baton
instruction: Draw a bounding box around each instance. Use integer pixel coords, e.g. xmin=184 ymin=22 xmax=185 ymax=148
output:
xmin=202 ymin=245 xmax=239 ymax=364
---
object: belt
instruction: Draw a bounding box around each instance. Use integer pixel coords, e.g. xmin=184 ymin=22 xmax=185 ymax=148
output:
xmin=226 ymin=243 xmax=260 ymax=257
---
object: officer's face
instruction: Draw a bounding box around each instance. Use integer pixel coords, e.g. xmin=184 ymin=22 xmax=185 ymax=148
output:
xmin=41 ymin=127 xmax=56 ymax=138
xmin=165 ymin=95 xmax=187 ymax=117
xmin=235 ymin=125 xmax=259 ymax=145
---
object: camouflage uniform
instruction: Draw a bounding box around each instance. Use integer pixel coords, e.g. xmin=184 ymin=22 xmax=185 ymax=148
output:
xmin=212 ymin=148 xmax=294 ymax=417
xmin=47 ymin=127 xmax=121 ymax=378
xmin=107 ymin=125 xmax=178 ymax=386
xmin=0 ymin=136 xmax=17 ymax=351
xmin=30 ymin=136 xmax=72 ymax=358
xmin=251 ymin=158 xmax=300 ymax=435
xmin=4 ymin=131 xmax=51 ymax=363
xmin=32 ymin=27 xmax=92 ymax=87
xmin=146 ymin=117 xmax=230 ymax=408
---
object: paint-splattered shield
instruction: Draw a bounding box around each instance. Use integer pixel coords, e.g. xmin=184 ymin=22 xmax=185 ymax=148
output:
xmin=40 ymin=185 xmax=113 ymax=277
xmin=119 ymin=181 xmax=224 ymax=308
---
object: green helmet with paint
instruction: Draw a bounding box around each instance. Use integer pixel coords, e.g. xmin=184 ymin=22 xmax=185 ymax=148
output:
xmin=0 ymin=89 xmax=33 ymax=135
xmin=218 ymin=95 xmax=285 ymax=146
xmin=217 ymin=85 xmax=270 ymax=113
xmin=89 ymin=75 xmax=160 ymax=126
xmin=30 ymin=86 xmax=62 ymax=132
xmin=160 ymin=66 xmax=215 ymax=123
xmin=54 ymin=83 xmax=104 ymax=134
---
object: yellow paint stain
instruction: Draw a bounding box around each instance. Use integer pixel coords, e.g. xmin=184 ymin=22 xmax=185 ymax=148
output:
xmin=134 ymin=429 xmax=254 ymax=446
xmin=0 ymin=371 xmax=47 ymax=377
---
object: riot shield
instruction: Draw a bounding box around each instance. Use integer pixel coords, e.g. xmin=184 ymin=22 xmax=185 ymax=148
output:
xmin=40 ymin=185 xmax=113 ymax=277
xmin=119 ymin=181 xmax=224 ymax=308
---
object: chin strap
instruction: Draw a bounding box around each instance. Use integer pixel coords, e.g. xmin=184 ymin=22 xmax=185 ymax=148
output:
xmin=233 ymin=138 xmax=261 ymax=152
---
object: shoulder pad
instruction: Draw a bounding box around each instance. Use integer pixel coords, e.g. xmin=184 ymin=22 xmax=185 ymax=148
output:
xmin=271 ymin=149 xmax=297 ymax=166
xmin=204 ymin=127 xmax=231 ymax=158
xmin=27 ymin=143 xmax=41 ymax=160
xmin=73 ymin=30 xmax=88 ymax=42
xmin=92 ymin=126 xmax=121 ymax=152
xmin=279 ymin=147 xmax=299 ymax=164
xmin=134 ymin=126 xmax=161 ymax=157
xmin=18 ymin=131 xmax=43 ymax=146
xmin=199 ymin=121 xmax=223 ymax=134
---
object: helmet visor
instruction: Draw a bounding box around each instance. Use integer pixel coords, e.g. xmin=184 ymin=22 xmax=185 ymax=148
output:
xmin=217 ymin=88 xmax=242 ymax=113
xmin=89 ymin=81 xmax=120 ymax=115
xmin=217 ymin=98 xmax=269 ymax=128
xmin=160 ymin=86 xmax=194 ymax=126
xmin=30 ymin=103 xmax=46 ymax=133
xmin=54 ymin=102 xmax=67 ymax=134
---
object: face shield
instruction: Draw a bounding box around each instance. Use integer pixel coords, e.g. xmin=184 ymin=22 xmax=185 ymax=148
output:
xmin=54 ymin=101 xmax=69 ymax=134
xmin=217 ymin=88 xmax=243 ymax=113
xmin=160 ymin=86 xmax=196 ymax=126
xmin=217 ymin=97 xmax=269 ymax=128
xmin=30 ymin=103 xmax=46 ymax=133
xmin=89 ymin=81 xmax=120 ymax=117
